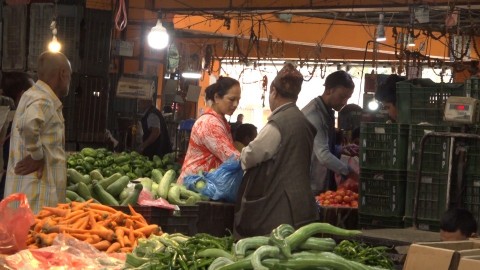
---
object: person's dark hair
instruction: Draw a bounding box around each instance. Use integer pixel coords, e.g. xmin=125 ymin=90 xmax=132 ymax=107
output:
xmin=205 ymin=76 xmax=239 ymax=102
xmin=272 ymin=63 xmax=304 ymax=100
xmin=234 ymin=123 xmax=257 ymax=143
xmin=375 ymin=74 xmax=406 ymax=105
xmin=351 ymin=127 xmax=360 ymax=142
xmin=1 ymin=71 xmax=33 ymax=100
xmin=324 ymin=70 xmax=355 ymax=90
xmin=440 ymin=208 xmax=478 ymax=237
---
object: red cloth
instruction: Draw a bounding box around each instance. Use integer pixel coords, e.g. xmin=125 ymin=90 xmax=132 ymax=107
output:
xmin=178 ymin=108 xmax=239 ymax=184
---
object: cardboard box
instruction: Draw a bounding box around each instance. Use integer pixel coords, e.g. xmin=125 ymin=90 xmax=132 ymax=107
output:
xmin=403 ymin=241 xmax=480 ymax=270
xmin=457 ymin=256 xmax=480 ymax=270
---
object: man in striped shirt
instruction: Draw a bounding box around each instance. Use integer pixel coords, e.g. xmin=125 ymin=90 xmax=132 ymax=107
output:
xmin=4 ymin=52 xmax=72 ymax=213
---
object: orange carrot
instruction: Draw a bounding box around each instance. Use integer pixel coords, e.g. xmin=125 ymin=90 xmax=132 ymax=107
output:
xmin=128 ymin=225 xmax=135 ymax=245
xmin=71 ymin=199 xmax=93 ymax=211
xmin=92 ymin=240 xmax=111 ymax=251
xmin=62 ymin=211 xmax=89 ymax=224
xmin=28 ymin=244 xmax=39 ymax=249
xmin=70 ymin=233 xmax=91 ymax=241
xmin=115 ymin=227 xmax=125 ymax=247
xmin=120 ymin=247 xmax=133 ymax=253
xmin=87 ymin=203 xmax=118 ymax=214
xmin=88 ymin=211 xmax=97 ymax=229
xmin=106 ymin=241 xmax=121 ymax=253
xmin=42 ymin=206 xmax=70 ymax=217
xmin=123 ymin=235 xmax=131 ymax=247
xmin=128 ymin=205 xmax=148 ymax=224
xmin=133 ymin=219 xmax=149 ymax=229
xmin=134 ymin=224 xmax=159 ymax=236
xmin=36 ymin=232 xmax=58 ymax=247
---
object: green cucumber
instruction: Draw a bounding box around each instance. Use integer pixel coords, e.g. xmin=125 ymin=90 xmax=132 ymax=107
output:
xmin=92 ymin=180 xmax=119 ymax=206
xmin=89 ymin=169 xmax=104 ymax=181
xmin=76 ymin=182 xmax=93 ymax=200
xmin=120 ymin=183 xmax=143 ymax=206
xmin=66 ymin=190 xmax=85 ymax=202
xmin=151 ymin=169 xmax=163 ymax=183
xmin=98 ymin=173 xmax=123 ymax=189
xmin=158 ymin=169 xmax=176 ymax=199
xmin=67 ymin=168 xmax=91 ymax=185
xmin=106 ymin=175 xmax=131 ymax=198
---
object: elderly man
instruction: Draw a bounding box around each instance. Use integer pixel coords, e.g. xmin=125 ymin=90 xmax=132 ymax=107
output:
xmin=234 ymin=63 xmax=318 ymax=238
xmin=4 ymin=52 xmax=72 ymax=213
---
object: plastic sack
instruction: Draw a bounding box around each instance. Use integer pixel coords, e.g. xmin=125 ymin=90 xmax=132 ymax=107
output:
xmin=5 ymin=234 xmax=125 ymax=270
xmin=0 ymin=193 xmax=35 ymax=255
xmin=184 ymin=157 xmax=243 ymax=203
xmin=138 ymin=189 xmax=179 ymax=211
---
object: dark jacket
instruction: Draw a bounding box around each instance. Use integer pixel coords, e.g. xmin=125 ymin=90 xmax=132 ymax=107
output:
xmin=234 ymin=103 xmax=318 ymax=238
xmin=141 ymin=106 xmax=172 ymax=158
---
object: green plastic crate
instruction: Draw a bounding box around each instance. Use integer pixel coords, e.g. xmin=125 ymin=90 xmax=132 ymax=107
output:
xmin=465 ymin=77 xmax=480 ymax=99
xmin=464 ymin=137 xmax=480 ymax=176
xmin=463 ymin=173 xmax=480 ymax=233
xmin=359 ymin=169 xmax=407 ymax=216
xmin=404 ymin=171 xmax=450 ymax=222
xmin=407 ymin=125 xmax=453 ymax=173
xmin=359 ymin=123 xmax=409 ymax=170
xmin=358 ymin=214 xmax=404 ymax=229
xmin=396 ymin=78 xmax=464 ymax=124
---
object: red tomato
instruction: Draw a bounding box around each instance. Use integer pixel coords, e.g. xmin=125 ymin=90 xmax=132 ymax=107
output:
xmin=334 ymin=195 xmax=343 ymax=203
xmin=350 ymin=201 xmax=358 ymax=208
xmin=343 ymin=195 xmax=352 ymax=203
xmin=336 ymin=189 xmax=346 ymax=197
xmin=353 ymin=193 xmax=359 ymax=199
xmin=323 ymin=200 xmax=330 ymax=205
xmin=325 ymin=190 xmax=333 ymax=195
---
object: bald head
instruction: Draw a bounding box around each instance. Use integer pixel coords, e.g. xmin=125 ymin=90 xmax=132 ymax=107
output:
xmin=37 ymin=51 xmax=72 ymax=98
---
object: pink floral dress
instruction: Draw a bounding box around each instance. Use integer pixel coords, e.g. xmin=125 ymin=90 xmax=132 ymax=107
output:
xmin=177 ymin=108 xmax=240 ymax=184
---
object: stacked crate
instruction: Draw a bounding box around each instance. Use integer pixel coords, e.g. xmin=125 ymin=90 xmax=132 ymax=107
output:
xmin=358 ymin=123 xmax=409 ymax=228
xmin=462 ymin=126 xmax=480 ymax=232
xmin=396 ymin=79 xmax=465 ymax=231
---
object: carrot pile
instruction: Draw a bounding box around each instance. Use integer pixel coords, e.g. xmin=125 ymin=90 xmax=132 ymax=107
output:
xmin=27 ymin=199 xmax=162 ymax=253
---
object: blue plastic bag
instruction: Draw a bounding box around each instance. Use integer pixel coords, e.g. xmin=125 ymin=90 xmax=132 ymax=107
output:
xmin=184 ymin=157 xmax=243 ymax=203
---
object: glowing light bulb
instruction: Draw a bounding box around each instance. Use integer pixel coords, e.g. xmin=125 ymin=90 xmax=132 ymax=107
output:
xmin=148 ymin=19 xmax=169 ymax=50
xmin=368 ymin=100 xmax=379 ymax=111
xmin=48 ymin=36 xmax=61 ymax=52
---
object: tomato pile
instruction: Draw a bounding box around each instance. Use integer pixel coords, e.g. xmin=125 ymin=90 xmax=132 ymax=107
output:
xmin=315 ymin=188 xmax=359 ymax=208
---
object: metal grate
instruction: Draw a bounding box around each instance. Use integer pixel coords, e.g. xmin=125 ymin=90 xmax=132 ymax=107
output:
xmin=2 ymin=5 xmax=27 ymax=70
xmin=80 ymin=8 xmax=112 ymax=76
xmin=62 ymin=73 xmax=80 ymax=142
xmin=75 ymin=75 xmax=109 ymax=142
xmin=28 ymin=3 xmax=82 ymax=72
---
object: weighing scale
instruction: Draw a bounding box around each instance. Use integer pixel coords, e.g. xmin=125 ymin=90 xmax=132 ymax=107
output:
xmin=412 ymin=95 xmax=480 ymax=230
xmin=444 ymin=96 xmax=480 ymax=124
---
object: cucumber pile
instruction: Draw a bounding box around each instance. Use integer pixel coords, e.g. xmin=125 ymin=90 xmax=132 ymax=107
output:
xmin=66 ymin=148 xmax=205 ymax=206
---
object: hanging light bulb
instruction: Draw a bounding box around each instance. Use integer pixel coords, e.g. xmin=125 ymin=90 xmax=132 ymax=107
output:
xmin=407 ymin=32 xmax=416 ymax=47
xmin=48 ymin=20 xmax=61 ymax=52
xmin=368 ymin=99 xmax=380 ymax=111
xmin=48 ymin=36 xmax=62 ymax=52
xmin=148 ymin=19 xmax=169 ymax=50
xmin=376 ymin=13 xmax=386 ymax=42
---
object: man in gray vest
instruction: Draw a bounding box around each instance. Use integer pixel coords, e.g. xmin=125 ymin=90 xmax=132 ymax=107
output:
xmin=234 ymin=63 xmax=318 ymax=238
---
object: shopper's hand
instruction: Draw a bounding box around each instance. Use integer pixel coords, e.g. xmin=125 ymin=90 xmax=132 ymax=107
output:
xmin=342 ymin=144 xmax=359 ymax=156
xmin=14 ymin=155 xmax=44 ymax=178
